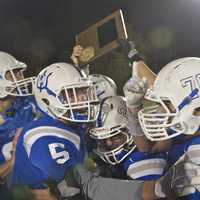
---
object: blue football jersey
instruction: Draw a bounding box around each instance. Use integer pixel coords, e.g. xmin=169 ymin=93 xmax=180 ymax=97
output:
xmin=11 ymin=115 xmax=86 ymax=189
xmin=121 ymin=150 xmax=167 ymax=181
xmin=0 ymin=96 xmax=37 ymax=164
xmin=168 ymin=136 xmax=200 ymax=199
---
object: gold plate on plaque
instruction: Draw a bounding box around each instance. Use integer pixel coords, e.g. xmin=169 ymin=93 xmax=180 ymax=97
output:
xmin=79 ymin=46 xmax=95 ymax=63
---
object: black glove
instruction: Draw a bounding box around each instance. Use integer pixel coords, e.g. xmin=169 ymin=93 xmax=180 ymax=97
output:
xmin=117 ymin=39 xmax=143 ymax=65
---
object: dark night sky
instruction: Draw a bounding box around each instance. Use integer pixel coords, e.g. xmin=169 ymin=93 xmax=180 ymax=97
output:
xmin=0 ymin=0 xmax=200 ymax=74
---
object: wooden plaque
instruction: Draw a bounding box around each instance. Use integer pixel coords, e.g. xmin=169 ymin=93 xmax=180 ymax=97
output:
xmin=76 ymin=9 xmax=128 ymax=63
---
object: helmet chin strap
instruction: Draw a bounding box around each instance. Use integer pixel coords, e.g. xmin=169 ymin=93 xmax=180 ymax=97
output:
xmin=73 ymin=112 xmax=88 ymax=121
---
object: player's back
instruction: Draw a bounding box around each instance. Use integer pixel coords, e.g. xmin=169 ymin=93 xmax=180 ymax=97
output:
xmin=11 ymin=114 xmax=85 ymax=188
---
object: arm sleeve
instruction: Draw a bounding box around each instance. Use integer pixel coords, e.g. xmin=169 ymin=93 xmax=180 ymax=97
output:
xmin=73 ymin=164 xmax=143 ymax=200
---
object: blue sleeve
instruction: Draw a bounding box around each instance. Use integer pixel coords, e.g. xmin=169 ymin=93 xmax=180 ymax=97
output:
xmin=177 ymin=190 xmax=200 ymax=200
xmin=11 ymin=140 xmax=49 ymax=188
xmin=121 ymin=151 xmax=167 ymax=181
xmin=168 ymin=136 xmax=200 ymax=166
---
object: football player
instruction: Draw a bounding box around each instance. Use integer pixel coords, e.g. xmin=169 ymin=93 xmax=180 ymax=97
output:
xmin=10 ymin=62 xmax=100 ymax=200
xmin=89 ymin=95 xmax=168 ymax=199
xmin=0 ymin=51 xmax=36 ymax=178
xmin=121 ymin=39 xmax=200 ymax=198
xmin=70 ymin=95 xmax=200 ymax=200
xmin=68 ymin=43 xmax=200 ymax=200
xmin=119 ymin=39 xmax=174 ymax=153
xmin=0 ymin=52 xmax=36 ymax=198
xmin=138 ymin=57 xmax=200 ymax=199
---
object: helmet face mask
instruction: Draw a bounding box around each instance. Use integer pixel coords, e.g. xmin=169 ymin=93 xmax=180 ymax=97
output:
xmin=138 ymin=57 xmax=200 ymax=141
xmin=53 ymin=81 xmax=99 ymax=122
xmin=4 ymin=74 xmax=35 ymax=97
xmin=35 ymin=63 xmax=100 ymax=123
xmin=139 ymin=88 xmax=184 ymax=141
xmin=91 ymin=125 xmax=135 ymax=165
xmin=0 ymin=52 xmax=35 ymax=98
xmin=90 ymin=96 xmax=136 ymax=165
xmin=97 ymin=130 xmax=127 ymax=153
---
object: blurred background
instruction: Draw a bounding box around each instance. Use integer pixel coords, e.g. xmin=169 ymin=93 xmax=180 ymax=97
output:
xmin=0 ymin=0 xmax=199 ymax=85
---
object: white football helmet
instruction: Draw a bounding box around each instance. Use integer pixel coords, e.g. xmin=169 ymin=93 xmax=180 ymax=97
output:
xmin=138 ymin=57 xmax=200 ymax=141
xmin=90 ymin=96 xmax=136 ymax=165
xmin=0 ymin=52 xmax=35 ymax=98
xmin=34 ymin=62 xmax=100 ymax=123
xmin=89 ymin=74 xmax=117 ymax=101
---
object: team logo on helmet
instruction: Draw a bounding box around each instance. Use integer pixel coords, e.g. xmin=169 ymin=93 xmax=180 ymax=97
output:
xmin=37 ymin=70 xmax=55 ymax=97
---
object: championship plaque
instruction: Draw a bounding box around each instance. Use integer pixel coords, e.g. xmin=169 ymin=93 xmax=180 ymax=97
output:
xmin=76 ymin=9 xmax=128 ymax=64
